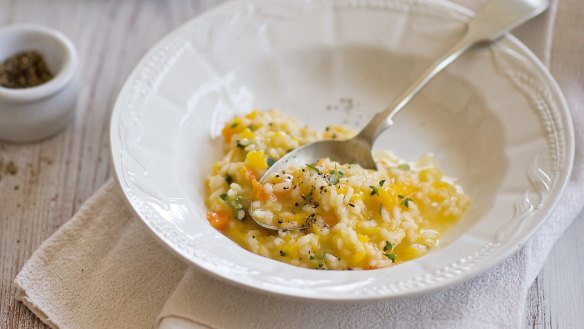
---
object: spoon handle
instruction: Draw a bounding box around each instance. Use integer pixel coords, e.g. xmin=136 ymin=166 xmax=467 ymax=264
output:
xmin=354 ymin=0 xmax=549 ymax=145
xmin=355 ymin=35 xmax=475 ymax=144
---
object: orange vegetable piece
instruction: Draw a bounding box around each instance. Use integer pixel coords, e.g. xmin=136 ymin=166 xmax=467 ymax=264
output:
xmin=221 ymin=128 xmax=233 ymax=143
xmin=221 ymin=118 xmax=243 ymax=143
xmin=244 ymin=150 xmax=267 ymax=174
xmin=207 ymin=211 xmax=230 ymax=231
xmin=252 ymin=179 xmax=270 ymax=201
xmin=242 ymin=167 xmax=258 ymax=181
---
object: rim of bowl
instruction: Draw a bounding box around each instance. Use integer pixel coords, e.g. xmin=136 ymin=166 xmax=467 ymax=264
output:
xmin=0 ymin=24 xmax=78 ymax=102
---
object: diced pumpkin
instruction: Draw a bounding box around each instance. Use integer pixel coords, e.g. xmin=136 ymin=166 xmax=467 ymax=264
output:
xmin=378 ymin=188 xmax=397 ymax=211
xmin=432 ymin=181 xmax=455 ymax=192
xmin=245 ymin=110 xmax=259 ymax=119
xmin=293 ymin=212 xmax=307 ymax=224
xmin=239 ymin=128 xmax=254 ymax=140
xmin=351 ymin=251 xmax=366 ymax=263
xmin=419 ymin=168 xmax=442 ymax=182
xmin=395 ymin=244 xmax=428 ymax=262
xmin=357 ymin=234 xmax=370 ymax=243
xmin=245 ymin=150 xmax=267 ymax=174
xmin=392 ymin=182 xmax=409 ymax=197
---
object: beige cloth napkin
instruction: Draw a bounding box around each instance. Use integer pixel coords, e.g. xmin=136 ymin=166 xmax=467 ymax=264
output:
xmin=15 ymin=181 xmax=188 ymax=328
xmin=15 ymin=0 xmax=584 ymax=328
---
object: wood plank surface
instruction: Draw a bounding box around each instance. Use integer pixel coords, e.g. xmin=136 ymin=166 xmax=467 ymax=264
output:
xmin=0 ymin=1 xmax=581 ymax=328
xmin=0 ymin=1 xmax=225 ymax=327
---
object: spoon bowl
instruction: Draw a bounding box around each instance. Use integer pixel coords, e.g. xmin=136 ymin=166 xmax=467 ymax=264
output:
xmin=265 ymin=138 xmax=377 ymax=174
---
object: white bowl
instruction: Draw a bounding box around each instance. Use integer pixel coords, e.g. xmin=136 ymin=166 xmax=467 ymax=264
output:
xmin=0 ymin=24 xmax=79 ymax=142
xmin=110 ymin=0 xmax=574 ymax=301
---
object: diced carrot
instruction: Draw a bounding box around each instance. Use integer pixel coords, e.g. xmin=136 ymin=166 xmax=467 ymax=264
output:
xmin=207 ymin=211 xmax=230 ymax=231
xmin=252 ymin=179 xmax=270 ymax=201
xmin=221 ymin=118 xmax=243 ymax=143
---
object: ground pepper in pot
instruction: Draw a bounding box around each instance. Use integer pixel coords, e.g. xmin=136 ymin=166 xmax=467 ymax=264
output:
xmin=0 ymin=50 xmax=53 ymax=89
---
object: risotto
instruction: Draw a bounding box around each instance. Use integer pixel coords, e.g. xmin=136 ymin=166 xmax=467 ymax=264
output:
xmin=205 ymin=110 xmax=470 ymax=270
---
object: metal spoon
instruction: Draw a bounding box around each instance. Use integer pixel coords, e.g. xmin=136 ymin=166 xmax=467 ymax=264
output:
xmin=250 ymin=0 xmax=549 ymax=231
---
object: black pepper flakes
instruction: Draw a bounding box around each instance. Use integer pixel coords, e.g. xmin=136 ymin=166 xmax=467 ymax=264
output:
xmin=0 ymin=50 xmax=53 ymax=88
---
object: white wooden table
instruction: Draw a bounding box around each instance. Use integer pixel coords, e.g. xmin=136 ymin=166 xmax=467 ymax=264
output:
xmin=0 ymin=0 xmax=582 ymax=328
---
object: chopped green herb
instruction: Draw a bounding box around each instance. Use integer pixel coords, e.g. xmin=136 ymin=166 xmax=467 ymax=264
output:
xmin=379 ymin=180 xmax=386 ymax=187
xmin=398 ymin=194 xmax=405 ymax=199
xmin=248 ymin=124 xmax=255 ymax=131
xmin=402 ymin=197 xmax=413 ymax=208
xmin=225 ymin=174 xmax=233 ymax=185
xmin=230 ymin=122 xmax=238 ymax=128
xmin=233 ymin=199 xmax=244 ymax=210
xmin=369 ymin=185 xmax=379 ymax=196
xmin=316 ymin=253 xmax=328 ymax=269
xmin=280 ymin=251 xmax=286 ymax=257
xmin=327 ymin=166 xmax=345 ymax=185
xmin=398 ymin=163 xmax=410 ymax=171
xmin=222 ymin=194 xmax=244 ymax=217
xmin=384 ymin=253 xmax=397 ymax=262
xmin=306 ymin=164 xmax=321 ymax=174
xmin=383 ymin=240 xmax=393 ymax=252
xmin=329 ymin=173 xmax=340 ymax=185
xmin=309 ymin=255 xmax=315 ymax=260
xmin=267 ymin=158 xmax=276 ymax=167
xmin=235 ymin=140 xmax=245 ymax=149
xmin=329 ymin=165 xmax=344 ymax=176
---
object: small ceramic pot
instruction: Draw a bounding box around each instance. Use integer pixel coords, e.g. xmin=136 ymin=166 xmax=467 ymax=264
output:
xmin=0 ymin=24 xmax=79 ymax=142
